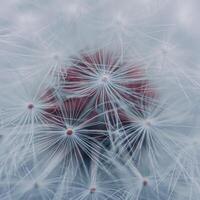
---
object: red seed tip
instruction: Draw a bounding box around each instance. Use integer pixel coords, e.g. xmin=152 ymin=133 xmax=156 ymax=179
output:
xmin=66 ymin=128 xmax=73 ymax=136
xmin=90 ymin=187 xmax=96 ymax=193
xmin=143 ymin=178 xmax=148 ymax=187
xmin=28 ymin=103 xmax=34 ymax=110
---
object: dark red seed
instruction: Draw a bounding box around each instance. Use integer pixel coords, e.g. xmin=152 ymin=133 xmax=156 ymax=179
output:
xmin=28 ymin=103 xmax=34 ymax=110
xmin=66 ymin=128 xmax=73 ymax=136
xmin=90 ymin=187 xmax=96 ymax=193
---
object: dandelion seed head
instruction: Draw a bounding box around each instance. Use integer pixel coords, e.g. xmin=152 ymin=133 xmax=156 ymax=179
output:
xmin=66 ymin=127 xmax=74 ymax=136
xmin=98 ymin=72 xmax=111 ymax=85
xmin=51 ymin=53 xmax=63 ymax=63
xmin=90 ymin=187 xmax=96 ymax=193
xmin=142 ymin=177 xmax=149 ymax=187
xmin=160 ymin=42 xmax=175 ymax=56
xmin=27 ymin=103 xmax=34 ymax=110
xmin=114 ymin=12 xmax=128 ymax=27
xmin=33 ymin=181 xmax=40 ymax=189
xmin=140 ymin=118 xmax=154 ymax=129
xmin=0 ymin=1 xmax=198 ymax=200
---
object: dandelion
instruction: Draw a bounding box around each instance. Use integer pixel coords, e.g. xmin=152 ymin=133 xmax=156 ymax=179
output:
xmin=62 ymin=49 xmax=154 ymax=114
xmin=35 ymin=97 xmax=109 ymax=172
xmin=109 ymin=93 xmax=192 ymax=178
xmin=0 ymin=0 xmax=199 ymax=199
xmin=0 ymin=160 xmax=63 ymax=200
xmin=67 ymin=161 xmax=125 ymax=200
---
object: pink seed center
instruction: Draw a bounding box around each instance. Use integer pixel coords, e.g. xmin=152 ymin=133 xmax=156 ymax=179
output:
xmin=66 ymin=128 xmax=73 ymax=136
xmin=28 ymin=103 xmax=34 ymax=110
xmin=143 ymin=179 xmax=148 ymax=186
xmin=90 ymin=187 xmax=96 ymax=193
